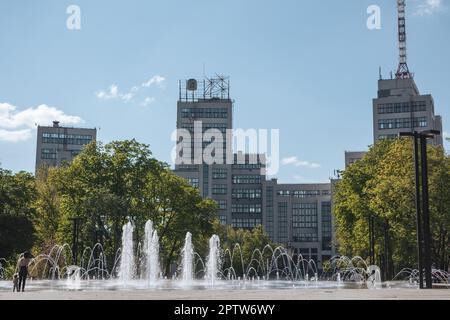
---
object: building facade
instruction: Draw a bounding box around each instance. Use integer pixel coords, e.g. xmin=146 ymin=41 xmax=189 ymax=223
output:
xmin=344 ymin=151 xmax=367 ymax=168
xmin=373 ymin=78 xmax=443 ymax=145
xmin=35 ymin=121 xmax=97 ymax=171
xmin=263 ymin=180 xmax=335 ymax=265
xmin=174 ymin=77 xmax=335 ymax=269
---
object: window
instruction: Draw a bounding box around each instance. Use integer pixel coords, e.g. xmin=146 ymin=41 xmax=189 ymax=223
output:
xmin=203 ymin=165 xmax=209 ymax=197
xmin=217 ymin=200 xmax=227 ymax=210
xmin=212 ymin=184 xmax=227 ymax=195
xmin=378 ymin=117 xmax=427 ymax=130
xmin=181 ymin=108 xmax=228 ymax=119
xmin=232 ymin=204 xmax=262 ymax=214
xmin=292 ymin=203 xmax=318 ymax=228
xmin=42 ymin=133 xmax=93 ymax=145
xmin=70 ymin=150 xmax=81 ymax=157
xmin=321 ymin=202 xmax=332 ymax=250
xmin=213 ymin=168 xmax=228 ymax=179
xmin=292 ymin=232 xmax=318 ymax=242
xmin=292 ymin=190 xmax=321 ymax=198
xmin=378 ymin=134 xmax=398 ymax=140
xmin=232 ymin=163 xmax=264 ymax=170
xmin=176 ymin=165 xmax=199 ymax=172
xmin=277 ymin=190 xmax=290 ymax=197
xmin=41 ymin=148 xmax=56 ymax=159
xmin=232 ymin=189 xmax=261 ymax=199
xmin=266 ymin=187 xmax=274 ymax=237
xmin=232 ymin=175 xmax=261 ymax=184
xmin=187 ymin=178 xmax=199 ymax=188
xmin=219 ymin=215 xmax=227 ymax=225
xmin=180 ymin=123 xmax=228 ymax=134
xmin=378 ymin=101 xmax=427 ymax=114
xmin=278 ymin=202 xmax=288 ymax=243
xmin=232 ymin=218 xmax=262 ymax=229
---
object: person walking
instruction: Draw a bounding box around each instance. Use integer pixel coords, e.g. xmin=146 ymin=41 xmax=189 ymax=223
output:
xmin=16 ymin=251 xmax=33 ymax=292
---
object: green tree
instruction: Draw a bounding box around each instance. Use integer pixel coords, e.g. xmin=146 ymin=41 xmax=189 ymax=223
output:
xmin=0 ymin=167 xmax=36 ymax=218
xmin=211 ymin=221 xmax=274 ymax=277
xmin=34 ymin=140 xmax=218 ymax=272
xmin=0 ymin=166 xmax=36 ymax=259
xmin=333 ymin=139 xmax=450 ymax=275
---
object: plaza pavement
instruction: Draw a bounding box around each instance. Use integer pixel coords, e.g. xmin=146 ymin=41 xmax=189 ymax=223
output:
xmin=1 ymin=288 xmax=449 ymax=300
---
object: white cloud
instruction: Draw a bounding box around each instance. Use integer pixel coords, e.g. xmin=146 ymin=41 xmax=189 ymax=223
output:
xmin=0 ymin=102 xmax=83 ymax=143
xmin=140 ymin=97 xmax=155 ymax=107
xmin=414 ymin=0 xmax=446 ymax=16
xmin=0 ymin=129 xmax=32 ymax=142
xmin=95 ymin=84 xmax=129 ymax=101
xmin=142 ymin=75 xmax=165 ymax=88
xmin=281 ymin=156 xmax=321 ymax=169
xmin=95 ymin=75 xmax=166 ymax=104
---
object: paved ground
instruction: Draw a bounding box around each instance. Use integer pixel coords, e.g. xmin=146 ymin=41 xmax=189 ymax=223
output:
xmin=1 ymin=288 xmax=449 ymax=300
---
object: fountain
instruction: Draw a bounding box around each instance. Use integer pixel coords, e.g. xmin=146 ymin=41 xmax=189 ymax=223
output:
xmin=366 ymin=265 xmax=382 ymax=289
xmin=205 ymin=235 xmax=221 ymax=286
xmin=66 ymin=265 xmax=81 ymax=290
xmin=143 ymin=220 xmax=160 ymax=284
xmin=1 ymin=222 xmax=448 ymax=293
xmin=180 ymin=232 xmax=194 ymax=283
xmin=118 ymin=221 xmax=135 ymax=283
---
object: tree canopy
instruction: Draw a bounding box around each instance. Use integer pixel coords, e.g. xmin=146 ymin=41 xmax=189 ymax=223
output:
xmin=333 ymin=139 xmax=450 ymax=276
xmin=33 ymin=140 xmax=218 ymax=272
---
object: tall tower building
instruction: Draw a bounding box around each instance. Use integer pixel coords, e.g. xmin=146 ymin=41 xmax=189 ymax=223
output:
xmin=373 ymin=0 xmax=443 ymax=146
xmin=174 ymin=76 xmax=335 ymax=267
xmin=35 ymin=121 xmax=97 ymax=172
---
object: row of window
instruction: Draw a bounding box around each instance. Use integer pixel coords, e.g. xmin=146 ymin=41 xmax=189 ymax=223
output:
xmin=232 ymin=189 xmax=262 ymax=199
xmin=41 ymin=148 xmax=80 ymax=159
xmin=41 ymin=148 xmax=57 ymax=159
xmin=276 ymin=190 xmax=330 ymax=197
xmin=266 ymin=187 xmax=274 ymax=238
xmin=176 ymin=165 xmax=199 ymax=172
xmin=212 ymin=184 xmax=227 ymax=195
xmin=180 ymin=123 xmax=229 ymax=134
xmin=232 ymin=218 xmax=262 ymax=229
xmin=378 ymin=117 xmax=427 ymax=130
xmin=232 ymin=204 xmax=262 ymax=214
xmin=217 ymin=200 xmax=227 ymax=210
xmin=378 ymin=134 xmax=398 ymax=140
xmin=378 ymin=101 xmax=426 ymax=114
xmin=219 ymin=215 xmax=227 ymax=225
xmin=292 ymin=203 xmax=318 ymax=229
xmin=232 ymin=175 xmax=261 ymax=184
xmin=212 ymin=169 xmax=228 ymax=179
xmin=292 ymin=233 xmax=319 ymax=242
xmin=232 ymin=163 xmax=264 ymax=170
xmin=187 ymin=178 xmax=199 ymax=188
xmin=181 ymin=108 xmax=228 ymax=119
xmin=278 ymin=203 xmax=288 ymax=243
xmin=42 ymin=133 xmax=93 ymax=145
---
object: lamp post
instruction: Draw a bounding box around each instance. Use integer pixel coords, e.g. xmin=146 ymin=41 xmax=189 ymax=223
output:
xmin=69 ymin=217 xmax=83 ymax=266
xmin=399 ymin=129 xmax=440 ymax=289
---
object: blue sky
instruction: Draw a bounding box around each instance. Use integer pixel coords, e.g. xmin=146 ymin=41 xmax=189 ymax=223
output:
xmin=0 ymin=0 xmax=449 ymax=183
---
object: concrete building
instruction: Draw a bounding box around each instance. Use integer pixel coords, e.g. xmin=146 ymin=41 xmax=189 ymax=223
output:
xmin=174 ymin=77 xmax=335 ymax=269
xmin=35 ymin=121 xmax=97 ymax=171
xmin=373 ymin=77 xmax=443 ymax=147
xmin=344 ymin=151 xmax=367 ymax=168
xmin=263 ymin=180 xmax=335 ymax=265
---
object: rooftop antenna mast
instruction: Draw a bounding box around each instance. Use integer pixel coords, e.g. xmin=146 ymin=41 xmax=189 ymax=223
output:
xmin=395 ymin=0 xmax=413 ymax=79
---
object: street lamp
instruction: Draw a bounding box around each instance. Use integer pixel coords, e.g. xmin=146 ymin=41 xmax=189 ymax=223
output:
xmin=399 ymin=130 xmax=440 ymax=289
xmin=69 ymin=217 xmax=83 ymax=266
